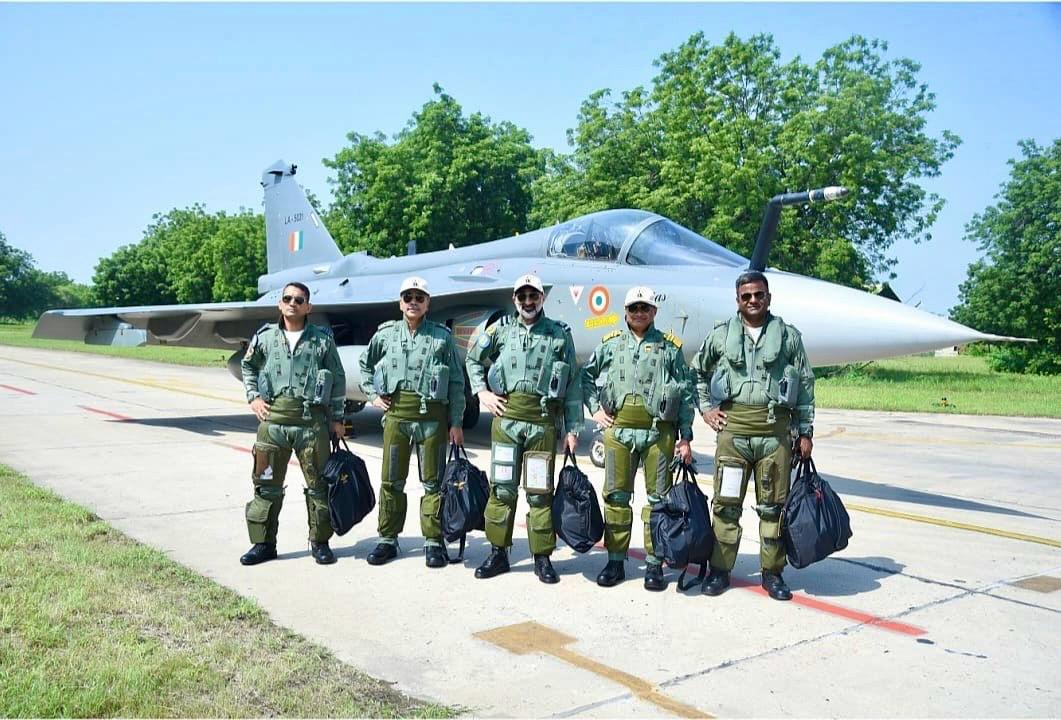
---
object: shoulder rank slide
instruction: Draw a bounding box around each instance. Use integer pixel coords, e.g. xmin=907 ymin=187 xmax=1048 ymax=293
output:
xmin=663 ymin=330 xmax=682 ymax=348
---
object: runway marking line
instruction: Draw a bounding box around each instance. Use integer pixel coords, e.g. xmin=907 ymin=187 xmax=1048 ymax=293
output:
xmin=846 ymin=502 xmax=1061 ymax=548
xmin=475 ymin=621 xmax=711 ymax=718
xmin=623 ymin=547 xmax=926 ymax=637
xmin=0 ymin=383 xmax=36 ymax=395
xmin=78 ymin=405 xmax=133 ymax=421
xmin=1 ymin=356 xmax=244 ymax=405
xmin=836 ymin=430 xmax=1058 ymax=451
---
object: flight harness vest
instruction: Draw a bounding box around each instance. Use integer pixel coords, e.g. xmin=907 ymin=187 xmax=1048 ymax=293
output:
xmin=255 ymin=324 xmax=335 ymax=420
xmin=486 ymin=316 xmax=571 ymax=417
xmin=372 ymin=320 xmax=451 ymax=415
xmin=601 ymin=329 xmax=684 ymax=427
xmin=709 ymin=315 xmax=801 ymax=424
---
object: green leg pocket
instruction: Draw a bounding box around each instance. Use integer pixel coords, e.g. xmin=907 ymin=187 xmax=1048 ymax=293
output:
xmin=420 ymin=491 xmax=442 ymax=542
xmin=377 ymin=487 xmax=408 ymax=540
xmin=245 ymin=496 xmax=273 ymax=544
xmin=603 ymin=503 xmax=633 ymax=557
xmin=484 ymin=496 xmax=514 ymax=548
xmin=526 ymin=500 xmax=556 ymax=556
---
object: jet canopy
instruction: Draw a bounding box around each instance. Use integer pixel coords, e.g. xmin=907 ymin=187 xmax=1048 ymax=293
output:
xmin=546 ymin=209 xmax=747 ymax=267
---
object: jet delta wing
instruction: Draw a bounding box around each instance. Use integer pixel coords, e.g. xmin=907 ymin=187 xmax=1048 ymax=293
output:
xmin=35 ymin=160 xmax=1022 ymax=426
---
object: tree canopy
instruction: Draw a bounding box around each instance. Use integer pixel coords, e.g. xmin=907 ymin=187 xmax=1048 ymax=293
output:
xmin=531 ymin=33 xmax=960 ymax=287
xmin=324 ymin=84 xmax=546 ymax=258
xmin=92 ymin=206 xmax=264 ymax=307
xmin=952 ymin=139 xmax=1060 ymax=374
xmin=0 ymin=231 xmax=94 ymax=320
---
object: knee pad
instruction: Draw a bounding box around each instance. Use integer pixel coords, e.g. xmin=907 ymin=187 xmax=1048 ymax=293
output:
xmin=714 ymin=503 xmax=743 ymax=523
xmin=304 ymin=487 xmax=328 ymax=504
xmin=257 ymin=484 xmax=285 ymax=501
xmin=494 ymin=483 xmax=518 ymax=506
xmin=526 ymin=492 xmax=552 ymax=509
xmin=754 ymin=503 xmax=783 ymax=521
xmin=604 ymin=490 xmax=633 ymax=507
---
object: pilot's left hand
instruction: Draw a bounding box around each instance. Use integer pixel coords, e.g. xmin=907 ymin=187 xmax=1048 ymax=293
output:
xmin=330 ymin=420 xmax=345 ymax=439
xmin=675 ymin=438 xmax=693 ymax=465
xmin=564 ymin=433 xmax=578 ymax=454
xmin=449 ymin=426 xmax=464 ymax=447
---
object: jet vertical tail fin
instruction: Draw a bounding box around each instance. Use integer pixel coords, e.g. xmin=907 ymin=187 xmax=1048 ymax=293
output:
xmin=261 ymin=160 xmax=343 ymax=274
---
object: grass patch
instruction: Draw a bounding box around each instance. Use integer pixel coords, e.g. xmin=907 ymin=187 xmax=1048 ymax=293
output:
xmin=815 ymin=354 xmax=1061 ymax=417
xmin=0 ymin=465 xmax=457 ymax=718
xmin=0 ymin=322 xmax=227 ymax=368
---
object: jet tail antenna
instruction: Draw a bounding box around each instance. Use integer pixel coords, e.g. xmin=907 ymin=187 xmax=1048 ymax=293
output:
xmin=748 ymin=186 xmax=849 ymax=271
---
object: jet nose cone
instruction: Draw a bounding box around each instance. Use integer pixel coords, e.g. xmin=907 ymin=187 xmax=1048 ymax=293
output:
xmin=767 ymin=273 xmax=1019 ymax=366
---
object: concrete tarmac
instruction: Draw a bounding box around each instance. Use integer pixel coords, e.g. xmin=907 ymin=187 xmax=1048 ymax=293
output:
xmin=1 ymin=346 xmax=1059 ymax=718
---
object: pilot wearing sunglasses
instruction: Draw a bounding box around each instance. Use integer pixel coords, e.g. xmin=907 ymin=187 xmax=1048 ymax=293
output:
xmin=358 ymin=276 xmax=466 ymax=569
xmin=691 ymin=270 xmax=816 ymax=601
xmin=579 ymin=286 xmax=695 ymax=591
xmin=239 ymin=282 xmax=347 ymax=567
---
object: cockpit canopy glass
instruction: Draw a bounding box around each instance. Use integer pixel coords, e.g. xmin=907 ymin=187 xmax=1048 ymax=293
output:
xmin=627 ymin=219 xmax=747 ymax=267
xmin=546 ymin=210 xmax=651 ymax=261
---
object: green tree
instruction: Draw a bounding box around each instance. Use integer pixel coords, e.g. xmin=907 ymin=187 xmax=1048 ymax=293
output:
xmin=208 ymin=212 xmax=266 ymax=302
xmin=325 ymin=85 xmax=546 ymax=258
xmin=952 ymin=139 xmax=1061 ymax=374
xmin=531 ymin=33 xmax=960 ymax=287
xmin=0 ymin=231 xmax=40 ymax=319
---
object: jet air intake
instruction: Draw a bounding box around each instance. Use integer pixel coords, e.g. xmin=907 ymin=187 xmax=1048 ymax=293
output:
xmin=749 ymin=186 xmax=850 ymax=272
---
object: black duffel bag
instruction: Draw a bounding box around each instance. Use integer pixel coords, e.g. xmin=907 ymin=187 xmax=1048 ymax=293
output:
xmin=322 ymin=436 xmax=375 ymax=536
xmin=551 ymin=448 xmax=604 ymax=553
xmin=440 ymin=444 xmax=490 ymax=562
xmin=650 ymin=462 xmax=715 ymax=591
xmin=783 ymin=457 xmax=853 ymax=569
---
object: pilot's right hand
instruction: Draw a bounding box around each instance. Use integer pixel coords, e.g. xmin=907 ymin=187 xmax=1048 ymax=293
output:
xmin=702 ymin=407 xmax=727 ymax=432
xmin=477 ymin=390 xmax=507 ymax=417
xmin=591 ymin=408 xmax=615 ymax=429
xmin=371 ymin=396 xmax=392 ymax=411
xmin=250 ymin=397 xmax=271 ymax=422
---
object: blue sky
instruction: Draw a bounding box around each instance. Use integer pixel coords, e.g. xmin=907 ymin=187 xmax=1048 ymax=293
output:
xmin=1 ymin=2 xmax=1058 ymax=315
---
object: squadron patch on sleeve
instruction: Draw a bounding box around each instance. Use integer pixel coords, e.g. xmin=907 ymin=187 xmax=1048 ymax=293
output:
xmin=477 ymin=332 xmax=492 ymax=349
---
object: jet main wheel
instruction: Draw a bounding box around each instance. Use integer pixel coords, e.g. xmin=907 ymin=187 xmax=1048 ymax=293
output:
xmin=589 ymin=434 xmax=606 ymax=468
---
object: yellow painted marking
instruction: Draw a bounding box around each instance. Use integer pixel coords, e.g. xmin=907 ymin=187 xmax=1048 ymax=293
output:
xmin=475 ymin=621 xmax=711 ymax=718
xmin=846 ymin=502 xmax=1061 ymax=548
xmin=835 ymin=430 xmax=1058 ymax=451
xmin=1 ymin=356 xmax=244 ymax=406
xmin=584 ymin=312 xmax=619 ymax=330
xmin=1009 ymin=575 xmax=1061 ymax=593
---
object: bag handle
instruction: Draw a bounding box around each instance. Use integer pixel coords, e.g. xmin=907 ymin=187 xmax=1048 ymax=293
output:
xmin=331 ymin=435 xmax=352 ymax=453
xmin=674 ymin=460 xmax=697 ymax=483
xmin=563 ymin=446 xmax=578 ymax=468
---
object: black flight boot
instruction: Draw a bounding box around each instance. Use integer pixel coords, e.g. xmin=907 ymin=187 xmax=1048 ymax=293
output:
xmin=310 ymin=541 xmax=336 ymax=565
xmin=533 ymin=554 xmax=559 ymax=584
xmin=367 ymin=542 xmax=398 ymax=566
xmin=643 ymin=563 xmax=667 ymax=592
xmin=761 ymin=570 xmax=793 ymax=601
xmin=701 ymin=567 xmax=731 ymax=596
xmin=596 ymin=559 xmax=626 ymax=587
xmin=474 ymin=546 xmax=510 ymax=579
xmin=425 ymin=545 xmax=448 ymax=568
xmin=240 ymin=542 xmax=277 ymax=566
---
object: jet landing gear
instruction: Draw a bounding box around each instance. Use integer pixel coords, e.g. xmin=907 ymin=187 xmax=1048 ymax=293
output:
xmin=589 ymin=431 xmax=606 ymax=468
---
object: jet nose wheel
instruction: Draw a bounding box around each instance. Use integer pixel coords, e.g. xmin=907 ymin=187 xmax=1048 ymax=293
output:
xmin=590 ymin=432 xmax=606 ymax=468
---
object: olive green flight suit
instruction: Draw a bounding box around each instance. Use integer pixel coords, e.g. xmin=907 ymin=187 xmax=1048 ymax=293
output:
xmin=241 ymin=322 xmax=346 ymax=544
xmin=359 ymin=319 xmax=466 ymax=548
xmin=581 ymin=326 xmax=695 ymax=563
xmin=691 ymin=313 xmax=815 ymax=572
xmin=466 ymin=313 xmax=584 ymax=556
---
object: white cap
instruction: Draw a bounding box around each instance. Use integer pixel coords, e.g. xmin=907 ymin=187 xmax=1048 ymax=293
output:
xmin=513 ymin=273 xmax=544 ymax=294
xmin=624 ymin=286 xmax=658 ymax=308
xmin=399 ymin=276 xmax=430 ymax=296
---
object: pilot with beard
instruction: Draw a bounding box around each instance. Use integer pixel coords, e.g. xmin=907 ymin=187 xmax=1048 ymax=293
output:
xmin=465 ymin=274 xmax=584 ymax=584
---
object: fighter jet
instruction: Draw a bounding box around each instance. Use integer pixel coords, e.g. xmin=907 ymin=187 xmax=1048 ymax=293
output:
xmin=35 ymin=160 xmax=1019 ymax=429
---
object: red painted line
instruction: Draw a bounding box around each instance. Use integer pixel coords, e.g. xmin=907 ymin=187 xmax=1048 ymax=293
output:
xmin=0 ymin=383 xmax=36 ymax=395
xmin=623 ymin=547 xmax=926 ymax=637
xmin=78 ymin=405 xmax=133 ymax=421
xmin=212 ymin=440 xmax=300 ymax=467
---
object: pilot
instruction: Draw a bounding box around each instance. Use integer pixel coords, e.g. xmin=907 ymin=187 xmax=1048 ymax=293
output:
xmin=358 ymin=276 xmax=466 ymax=568
xmin=465 ymin=273 xmax=583 ymax=584
xmin=239 ymin=282 xmax=347 ymax=566
xmin=580 ymin=287 xmax=695 ymax=590
xmin=691 ymin=270 xmax=815 ymax=601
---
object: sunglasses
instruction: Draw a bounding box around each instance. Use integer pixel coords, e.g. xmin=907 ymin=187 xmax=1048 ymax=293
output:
xmin=515 ymin=292 xmax=542 ymax=302
xmin=281 ymin=295 xmax=307 ymax=306
xmin=401 ymin=292 xmax=427 ymax=303
xmin=627 ymin=303 xmax=653 ymax=313
xmin=739 ymin=290 xmax=767 ymax=302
